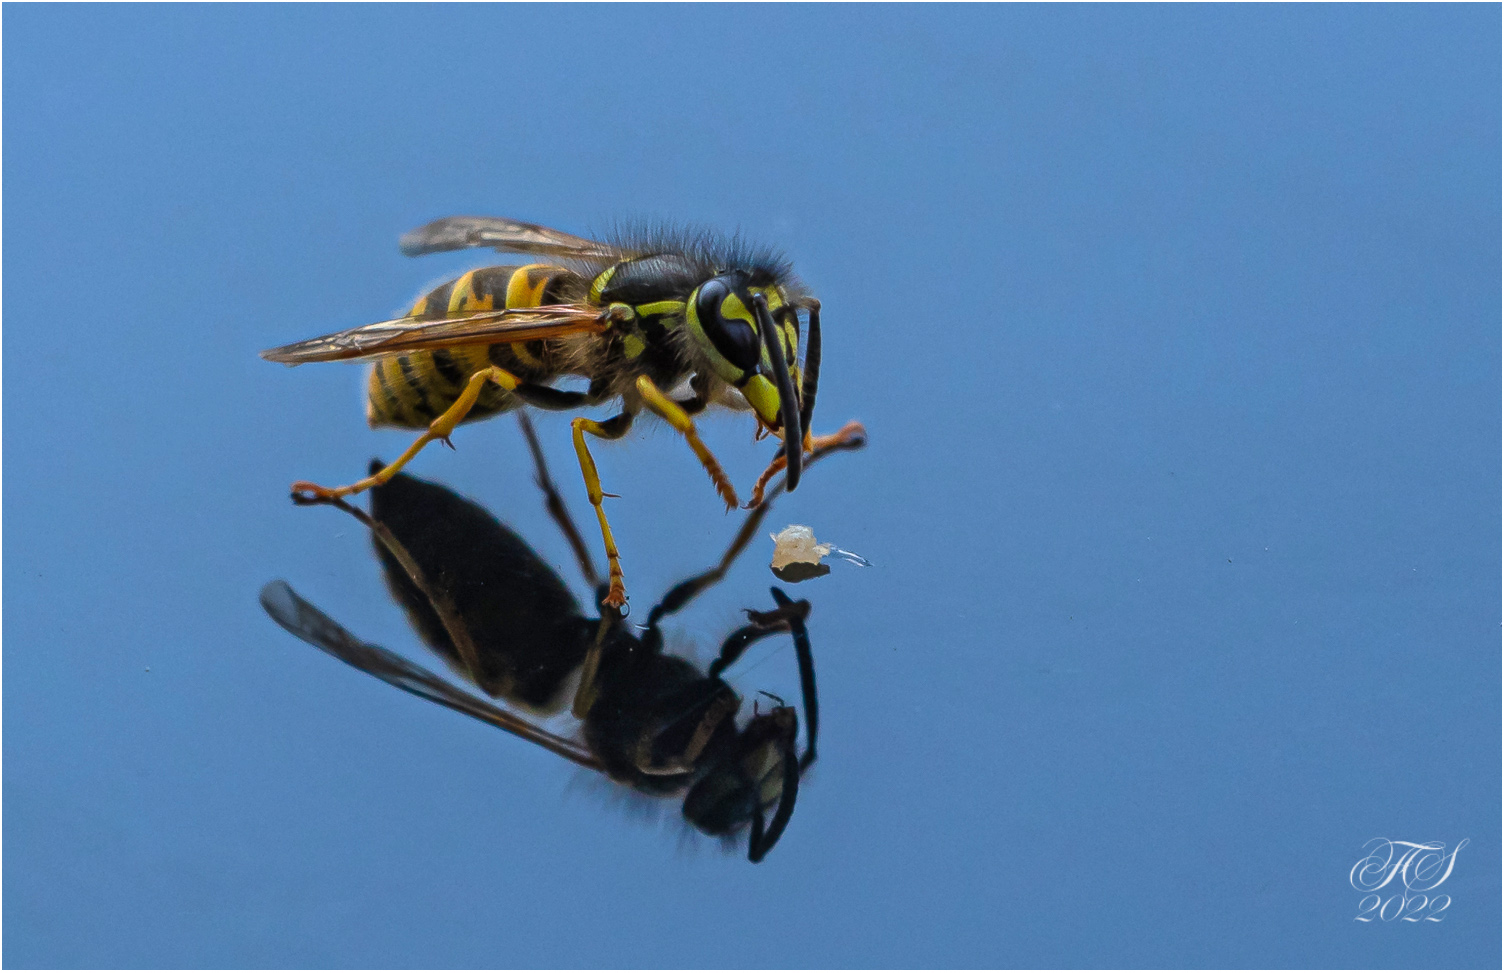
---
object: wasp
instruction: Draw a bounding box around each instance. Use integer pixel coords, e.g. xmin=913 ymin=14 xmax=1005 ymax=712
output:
xmin=260 ymin=416 xmax=865 ymax=862
xmin=262 ymin=216 xmax=861 ymax=608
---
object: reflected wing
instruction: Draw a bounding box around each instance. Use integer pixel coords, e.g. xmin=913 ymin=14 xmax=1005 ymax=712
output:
xmin=260 ymin=305 xmax=606 ymax=364
xmin=259 ymin=581 xmax=603 ymax=771
xmin=399 ymin=216 xmax=629 ymax=261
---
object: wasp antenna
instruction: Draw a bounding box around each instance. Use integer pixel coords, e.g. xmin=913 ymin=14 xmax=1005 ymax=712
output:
xmin=753 ymin=294 xmax=802 ymax=492
xmin=798 ymin=299 xmax=821 ymax=444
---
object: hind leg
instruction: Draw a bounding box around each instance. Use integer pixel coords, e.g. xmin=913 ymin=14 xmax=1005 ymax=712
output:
xmin=293 ymin=366 xmax=528 ymax=501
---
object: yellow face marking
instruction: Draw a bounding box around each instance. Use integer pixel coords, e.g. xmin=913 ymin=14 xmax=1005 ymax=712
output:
xmin=720 ymin=292 xmax=755 ymax=327
xmin=746 ymin=286 xmax=800 ymax=381
xmin=506 ymin=264 xmax=551 ymax=309
xmin=739 ymin=289 xmax=800 ymax=373
xmin=750 ymin=286 xmax=785 ymax=314
xmin=741 ymin=374 xmax=782 ymax=426
xmin=749 ymin=287 xmax=796 ymax=361
xmin=622 ymin=334 xmax=646 ymax=359
xmin=752 ymin=320 xmax=801 ymax=379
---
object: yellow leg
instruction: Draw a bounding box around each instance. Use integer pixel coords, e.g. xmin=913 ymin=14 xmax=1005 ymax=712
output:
xmin=745 ymin=420 xmax=869 ymax=508
xmin=634 ymin=375 xmax=738 ymax=511
xmin=292 ymin=366 xmax=521 ymax=500
xmin=571 ymin=412 xmax=636 ymax=608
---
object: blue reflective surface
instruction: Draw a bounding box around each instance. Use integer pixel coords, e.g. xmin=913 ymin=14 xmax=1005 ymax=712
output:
xmin=5 ymin=5 xmax=1499 ymax=968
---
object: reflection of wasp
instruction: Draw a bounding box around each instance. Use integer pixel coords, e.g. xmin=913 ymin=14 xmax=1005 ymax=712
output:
xmin=260 ymin=417 xmax=865 ymax=862
xmin=262 ymin=215 xmax=863 ymax=607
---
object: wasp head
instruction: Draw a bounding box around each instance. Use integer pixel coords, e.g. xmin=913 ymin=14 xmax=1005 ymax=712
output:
xmin=685 ymin=273 xmax=815 ymax=490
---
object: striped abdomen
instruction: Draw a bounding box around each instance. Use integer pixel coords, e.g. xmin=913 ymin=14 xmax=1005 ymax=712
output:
xmin=366 ymin=264 xmax=578 ymax=429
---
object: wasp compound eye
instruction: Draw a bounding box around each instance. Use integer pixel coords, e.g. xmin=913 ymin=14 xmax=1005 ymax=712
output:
xmin=694 ymin=277 xmax=762 ymax=373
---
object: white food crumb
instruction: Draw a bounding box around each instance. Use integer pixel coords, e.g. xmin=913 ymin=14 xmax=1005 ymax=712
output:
xmin=770 ymin=525 xmax=832 ymax=569
xmin=769 ymin=525 xmax=870 ymax=581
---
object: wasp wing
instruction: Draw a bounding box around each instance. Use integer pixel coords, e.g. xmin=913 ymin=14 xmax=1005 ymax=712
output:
xmin=260 ymin=305 xmax=607 ymax=364
xmin=260 ymin=580 xmax=604 ymax=771
xmin=399 ymin=216 xmax=629 ymax=261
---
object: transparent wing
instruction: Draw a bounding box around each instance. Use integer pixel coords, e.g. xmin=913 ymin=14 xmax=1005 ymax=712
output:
xmin=259 ymin=580 xmax=603 ymax=771
xmin=399 ymin=216 xmax=629 ymax=260
xmin=259 ymin=305 xmax=606 ymax=364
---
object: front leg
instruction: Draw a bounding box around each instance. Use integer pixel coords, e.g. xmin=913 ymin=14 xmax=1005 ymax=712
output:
xmin=635 ymin=374 xmax=739 ymax=510
xmin=744 ymin=419 xmax=868 ymax=508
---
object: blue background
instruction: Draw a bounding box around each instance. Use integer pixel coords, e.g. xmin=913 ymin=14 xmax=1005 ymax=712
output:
xmin=5 ymin=5 xmax=1499 ymax=968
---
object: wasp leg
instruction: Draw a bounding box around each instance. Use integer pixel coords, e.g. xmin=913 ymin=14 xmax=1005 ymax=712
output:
xmin=711 ymin=589 xmax=817 ymax=768
xmin=512 ymin=386 xmax=592 ymax=410
xmin=571 ymin=613 xmax=616 ymax=719
xmin=705 ymin=614 xmax=795 ymax=681
xmin=571 ymin=410 xmax=636 ymax=608
xmin=517 ymin=413 xmax=599 ymax=589
xmin=635 ymin=374 xmax=738 ymax=510
xmin=288 ymin=488 xmax=487 ymax=687
xmin=518 ymin=409 xmax=636 ymax=729
xmin=642 ymin=422 xmax=869 ymax=636
xmin=744 ymin=419 xmax=868 ymax=509
xmin=292 ymin=366 xmax=526 ymax=501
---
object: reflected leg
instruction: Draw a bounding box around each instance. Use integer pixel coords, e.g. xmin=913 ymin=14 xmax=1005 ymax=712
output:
xmin=517 ymin=412 xmax=600 ymax=590
xmin=289 ymin=490 xmax=486 ymax=686
xmin=644 ymin=422 xmax=868 ymax=637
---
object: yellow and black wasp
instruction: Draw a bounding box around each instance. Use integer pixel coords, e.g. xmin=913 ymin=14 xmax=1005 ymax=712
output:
xmin=260 ymin=417 xmax=866 ymax=862
xmin=262 ymin=216 xmax=861 ymax=608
